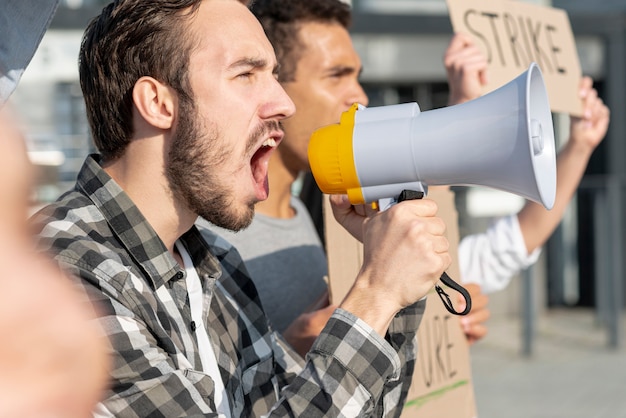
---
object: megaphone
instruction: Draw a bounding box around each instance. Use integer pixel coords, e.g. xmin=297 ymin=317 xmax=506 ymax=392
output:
xmin=308 ymin=62 xmax=556 ymax=210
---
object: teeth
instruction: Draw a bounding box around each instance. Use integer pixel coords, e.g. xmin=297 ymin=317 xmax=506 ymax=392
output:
xmin=262 ymin=138 xmax=277 ymax=148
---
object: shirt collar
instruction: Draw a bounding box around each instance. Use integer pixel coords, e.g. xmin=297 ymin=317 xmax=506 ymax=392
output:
xmin=75 ymin=154 xmax=183 ymax=289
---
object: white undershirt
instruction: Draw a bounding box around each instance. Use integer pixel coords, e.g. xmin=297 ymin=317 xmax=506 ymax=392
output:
xmin=175 ymin=241 xmax=231 ymax=417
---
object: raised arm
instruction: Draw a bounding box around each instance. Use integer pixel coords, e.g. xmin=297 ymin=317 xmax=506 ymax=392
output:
xmin=517 ymin=77 xmax=610 ymax=253
xmin=457 ymin=77 xmax=609 ymax=294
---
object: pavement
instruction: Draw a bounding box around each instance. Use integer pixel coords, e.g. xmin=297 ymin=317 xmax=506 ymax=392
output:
xmin=470 ymin=308 xmax=626 ymax=418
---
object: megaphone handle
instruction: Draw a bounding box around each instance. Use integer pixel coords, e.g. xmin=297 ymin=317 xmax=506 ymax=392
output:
xmin=396 ymin=189 xmax=472 ymax=316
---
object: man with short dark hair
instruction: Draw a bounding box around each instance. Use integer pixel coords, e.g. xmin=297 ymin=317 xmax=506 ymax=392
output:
xmin=31 ymin=0 xmax=451 ymax=415
xmin=198 ymin=0 xmax=366 ymax=353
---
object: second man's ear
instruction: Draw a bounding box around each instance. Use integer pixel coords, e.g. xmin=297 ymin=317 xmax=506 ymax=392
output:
xmin=132 ymin=76 xmax=176 ymax=130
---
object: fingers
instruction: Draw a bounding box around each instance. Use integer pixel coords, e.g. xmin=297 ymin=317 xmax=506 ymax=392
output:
xmin=578 ymin=77 xmax=608 ymax=124
xmin=329 ymin=194 xmax=366 ymax=242
xmin=445 ymin=42 xmax=487 ymax=73
xmin=444 ymin=32 xmax=475 ymax=57
xmin=282 ymin=304 xmax=337 ymax=357
xmin=401 ymin=200 xmax=449 ymax=257
xmin=444 ymin=33 xmax=488 ymax=105
xmin=582 ymin=85 xmax=598 ymax=119
xmin=329 ymin=193 xmax=351 ymax=210
xmin=390 ymin=200 xmax=448 ymax=254
xmin=570 ymin=77 xmax=610 ymax=149
xmin=458 ymin=284 xmax=490 ymax=345
xmin=347 ymin=197 xmax=451 ymax=321
xmin=395 ymin=197 xmax=439 ymax=217
xmin=391 ymin=205 xmax=452 ymax=278
xmin=578 ymin=75 xmax=593 ymax=98
xmin=329 ymin=194 xmax=441 ymax=244
xmin=584 ymin=86 xmax=609 ymax=124
xmin=460 ymin=283 xmax=488 ymax=309
xmin=465 ymin=322 xmax=489 ymax=345
xmin=595 ymin=99 xmax=610 ymax=131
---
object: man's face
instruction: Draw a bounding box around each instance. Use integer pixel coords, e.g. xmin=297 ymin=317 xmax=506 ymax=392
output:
xmin=279 ymin=21 xmax=368 ymax=173
xmin=167 ymin=0 xmax=295 ymax=231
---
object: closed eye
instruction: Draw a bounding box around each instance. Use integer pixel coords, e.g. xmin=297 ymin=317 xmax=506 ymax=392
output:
xmin=330 ymin=68 xmax=354 ymax=78
xmin=327 ymin=65 xmax=363 ymax=81
xmin=237 ymin=71 xmax=253 ymax=79
xmin=229 ymin=57 xmax=273 ymax=81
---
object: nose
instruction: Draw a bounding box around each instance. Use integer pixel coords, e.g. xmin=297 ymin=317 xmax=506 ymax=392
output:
xmin=346 ymin=81 xmax=369 ymax=108
xmin=263 ymin=78 xmax=296 ymax=121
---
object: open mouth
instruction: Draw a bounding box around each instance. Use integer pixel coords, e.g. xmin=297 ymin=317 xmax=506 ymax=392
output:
xmin=250 ymin=136 xmax=281 ymax=198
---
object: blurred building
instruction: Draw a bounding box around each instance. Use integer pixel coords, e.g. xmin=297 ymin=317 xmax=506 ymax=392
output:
xmin=11 ymin=0 xmax=106 ymax=202
xmin=10 ymin=0 xmax=626 ymax=345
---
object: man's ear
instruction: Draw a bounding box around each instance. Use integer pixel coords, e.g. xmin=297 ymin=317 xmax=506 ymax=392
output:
xmin=132 ymin=76 xmax=176 ymax=130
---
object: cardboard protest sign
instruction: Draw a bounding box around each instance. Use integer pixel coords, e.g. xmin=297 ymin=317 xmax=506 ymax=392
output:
xmin=323 ymin=187 xmax=477 ymax=418
xmin=446 ymin=0 xmax=582 ymax=116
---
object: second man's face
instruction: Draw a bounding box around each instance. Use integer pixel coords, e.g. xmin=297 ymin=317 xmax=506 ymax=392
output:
xmin=279 ymin=21 xmax=368 ymax=173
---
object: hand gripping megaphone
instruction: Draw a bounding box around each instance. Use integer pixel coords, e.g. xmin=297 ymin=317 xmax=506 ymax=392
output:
xmin=308 ymin=62 xmax=556 ymax=210
xmin=308 ymin=63 xmax=556 ymax=316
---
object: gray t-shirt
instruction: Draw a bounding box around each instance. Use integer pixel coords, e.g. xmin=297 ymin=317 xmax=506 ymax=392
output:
xmin=197 ymin=197 xmax=328 ymax=332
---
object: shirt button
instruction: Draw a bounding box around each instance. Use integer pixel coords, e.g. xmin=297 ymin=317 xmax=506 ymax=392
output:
xmin=175 ymin=271 xmax=184 ymax=280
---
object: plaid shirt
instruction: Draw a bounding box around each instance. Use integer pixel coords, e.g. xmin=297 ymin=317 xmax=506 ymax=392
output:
xmin=32 ymin=155 xmax=426 ymax=417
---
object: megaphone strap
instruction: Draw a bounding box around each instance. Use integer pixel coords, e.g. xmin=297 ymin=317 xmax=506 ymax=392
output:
xmin=436 ymin=272 xmax=472 ymax=316
xmin=396 ymin=189 xmax=472 ymax=316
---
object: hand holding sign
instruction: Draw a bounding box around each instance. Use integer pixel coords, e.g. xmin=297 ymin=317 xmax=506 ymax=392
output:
xmin=444 ymin=32 xmax=490 ymax=106
xmin=446 ymin=0 xmax=583 ymax=116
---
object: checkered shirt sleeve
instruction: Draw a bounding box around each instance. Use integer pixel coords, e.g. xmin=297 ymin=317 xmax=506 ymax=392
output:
xmin=31 ymin=155 xmax=424 ymax=417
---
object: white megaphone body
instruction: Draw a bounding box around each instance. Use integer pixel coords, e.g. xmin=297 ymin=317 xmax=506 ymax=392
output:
xmin=308 ymin=62 xmax=557 ymax=210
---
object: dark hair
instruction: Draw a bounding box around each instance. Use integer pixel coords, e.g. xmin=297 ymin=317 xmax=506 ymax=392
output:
xmin=78 ymin=0 xmax=203 ymax=160
xmin=250 ymin=0 xmax=351 ymax=82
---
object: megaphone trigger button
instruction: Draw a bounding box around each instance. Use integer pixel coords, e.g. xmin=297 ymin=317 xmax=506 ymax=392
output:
xmin=397 ymin=190 xmax=425 ymax=202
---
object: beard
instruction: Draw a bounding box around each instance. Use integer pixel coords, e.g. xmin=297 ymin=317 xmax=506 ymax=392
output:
xmin=167 ymin=99 xmax=254 ymax=231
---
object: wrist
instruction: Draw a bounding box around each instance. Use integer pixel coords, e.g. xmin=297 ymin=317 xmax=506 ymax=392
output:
xmin=339 ymin=281 xmax=399 ymax=337
xmin=562 ymin=138 xmax=595 ymax=159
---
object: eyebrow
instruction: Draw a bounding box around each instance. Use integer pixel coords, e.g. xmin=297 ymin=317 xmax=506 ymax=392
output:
xmin=326 ymin=65 xmax=364 ymax=77
xmin=229 ymin=57 xmax=280 ymax=75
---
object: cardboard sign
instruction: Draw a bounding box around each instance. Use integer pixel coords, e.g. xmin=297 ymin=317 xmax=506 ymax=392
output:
xmin=323 ymin=187 xmax=477 ymax=418
xmin=446 ymin=0 xmax=582 ymax=116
